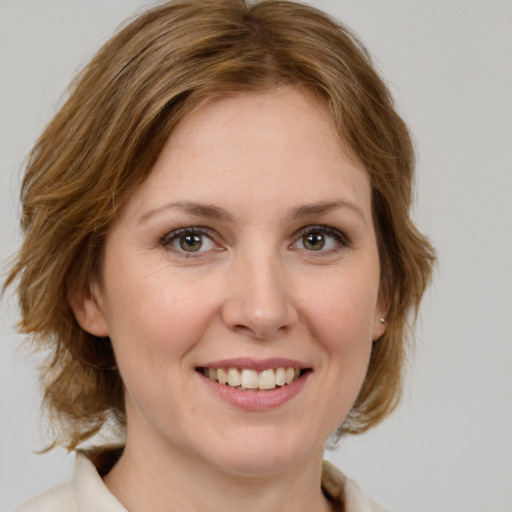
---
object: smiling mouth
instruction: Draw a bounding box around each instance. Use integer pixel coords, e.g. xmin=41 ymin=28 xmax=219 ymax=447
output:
xmin=197 ymin=367 xmax=310 ymax=391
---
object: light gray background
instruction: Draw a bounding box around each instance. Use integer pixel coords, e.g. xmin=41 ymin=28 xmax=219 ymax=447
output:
xmin=1 ymin=1 xmax=511 ymax=511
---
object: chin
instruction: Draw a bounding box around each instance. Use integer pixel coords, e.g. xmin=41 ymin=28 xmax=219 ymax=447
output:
xmin=201 ymin=427 xmax=323 ymax=478
xmin=214 ymin=452 xmax=305 ymax=478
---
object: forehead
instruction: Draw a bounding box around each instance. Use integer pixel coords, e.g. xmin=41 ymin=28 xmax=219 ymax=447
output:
xmin=167 ymin=87 xmax=353 ymax=168
xmin=119 ymin=87 xmax=371 ymax=223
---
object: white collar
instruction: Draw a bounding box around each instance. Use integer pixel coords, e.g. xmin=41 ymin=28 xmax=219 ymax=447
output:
xmin=68 ymin=453 xmax=387 ymax=512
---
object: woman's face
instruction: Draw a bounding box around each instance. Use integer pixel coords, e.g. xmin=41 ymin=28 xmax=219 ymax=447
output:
xmin=74 ymin=87 xmax=386 ymax=476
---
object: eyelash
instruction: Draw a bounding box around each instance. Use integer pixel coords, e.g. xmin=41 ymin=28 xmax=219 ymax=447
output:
xmin=159 ymin=225 xmax=350 ymax=257
xmin=160 ymin=227 xmax=219 ymax=257
xmin=291 ymin=225 xmax=350 ymax=254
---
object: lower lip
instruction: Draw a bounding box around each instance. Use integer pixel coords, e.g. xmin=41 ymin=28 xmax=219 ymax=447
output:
xmin=199 ymin=372 xmax=310 ymax=411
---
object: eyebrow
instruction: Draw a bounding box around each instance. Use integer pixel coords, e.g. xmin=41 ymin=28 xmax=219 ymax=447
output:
xmin=289 ymin=200 xmax=367 ymax=225
xmin=139 ymin=199 xmax=366 ymax=225
xmin=139 ymin=201 xmax=234 ymax=224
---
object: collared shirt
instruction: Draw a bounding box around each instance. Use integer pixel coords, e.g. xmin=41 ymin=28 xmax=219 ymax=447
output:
xmin=16 ymin=453 xmax=388 ymax=512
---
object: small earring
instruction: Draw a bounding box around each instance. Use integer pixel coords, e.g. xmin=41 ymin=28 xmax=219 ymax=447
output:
xmin=379 ymin=318 xmax=386 ymax=325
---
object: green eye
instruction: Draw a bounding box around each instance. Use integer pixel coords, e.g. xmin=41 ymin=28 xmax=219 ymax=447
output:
xmin=302 ymin=232 xmax=325 ymax=250
xmin=179 ymin=234 xmax=203 ymax=252
xmin=292 ymin=226 xmax=348 ymax=252
xmin=162 ymin=228 xmax=217 ymax=254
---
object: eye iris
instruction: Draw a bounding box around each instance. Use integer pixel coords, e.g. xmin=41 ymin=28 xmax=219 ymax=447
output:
xmin=179 ymin=234 xmax=202 ymax=252
xmin=303 ymin=232 xmax=325 ymax=250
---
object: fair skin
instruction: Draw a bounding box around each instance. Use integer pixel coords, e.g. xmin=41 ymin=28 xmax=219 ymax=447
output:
xmin=71 ymin=87 xmax=386 ymax=512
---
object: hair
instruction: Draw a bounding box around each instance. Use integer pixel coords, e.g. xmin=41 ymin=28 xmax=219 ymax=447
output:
xmin=4 ymin=0 xmax=435 ymax=451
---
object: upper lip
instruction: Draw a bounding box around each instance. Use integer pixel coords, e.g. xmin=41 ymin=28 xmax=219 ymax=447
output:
xmin=197 ymin=358 xmax=310 ymax=372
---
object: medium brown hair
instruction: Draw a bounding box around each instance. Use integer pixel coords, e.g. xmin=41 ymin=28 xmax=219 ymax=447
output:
xmin=5 ymin=0 xmax=435 ymax=450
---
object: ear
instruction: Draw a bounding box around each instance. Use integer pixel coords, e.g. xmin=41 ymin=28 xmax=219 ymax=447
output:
xmin=371 ymin=295 xmax=388 ymax=341
xmin=69 ymin=283 xmax=109 ymax=337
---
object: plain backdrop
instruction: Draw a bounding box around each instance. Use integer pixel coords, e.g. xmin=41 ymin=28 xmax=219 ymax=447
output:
xmin=1 ymin=1 xmax=511 ymax=511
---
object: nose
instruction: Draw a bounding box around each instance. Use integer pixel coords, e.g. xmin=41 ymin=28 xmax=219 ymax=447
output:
xmin=221 ymin=250 xmax=298 ymax=340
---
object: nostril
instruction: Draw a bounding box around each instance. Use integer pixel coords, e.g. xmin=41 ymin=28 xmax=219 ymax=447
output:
xmin=233 ymin=324 xmax=260 ymax=337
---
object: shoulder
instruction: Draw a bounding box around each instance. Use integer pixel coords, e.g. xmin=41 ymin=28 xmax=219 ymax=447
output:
xmin=322 ymin=461 xmax=390 ymax=512
xmin=14 ymin=482 xmax=77 ymax=512
xmin=14 ymin=450 xmax=126 ymax=512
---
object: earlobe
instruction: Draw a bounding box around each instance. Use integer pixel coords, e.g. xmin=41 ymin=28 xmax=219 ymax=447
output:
xmin=372 ymin=298 xmax=388 ymax=341
xmin=372 ymin=316 xmax=386 ymax=341
xmin=69 ymin=283 xmax=109 ymax=337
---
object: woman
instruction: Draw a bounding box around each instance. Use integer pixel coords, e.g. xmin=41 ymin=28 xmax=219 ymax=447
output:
xmin=6 ymin=0 xmax=435 ymax=510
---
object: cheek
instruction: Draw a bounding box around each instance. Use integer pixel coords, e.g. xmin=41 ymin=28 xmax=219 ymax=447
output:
xmin=101 ymin=272 xmax=214 ymax=421
xmin=101 ymin=263 xmax=218 ymax=373
xmin=304 ymin=272 xmax=380 ymax=350
xmin=302 ymin=278 xmax=376 ymax=434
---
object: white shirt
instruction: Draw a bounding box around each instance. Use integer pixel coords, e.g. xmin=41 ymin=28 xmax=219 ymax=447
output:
xmin=16 ymin=453 xmax=388 ymax=512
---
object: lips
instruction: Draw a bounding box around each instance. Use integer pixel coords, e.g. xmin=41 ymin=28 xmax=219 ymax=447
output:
xmin=200 ymin=367 xmax=302 ymax=391
xmin=196 ymin=358 xmax=311 ymax=410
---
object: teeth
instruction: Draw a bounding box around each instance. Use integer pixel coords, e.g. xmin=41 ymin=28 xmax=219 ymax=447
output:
xmin=275 ymin=367 xmax=286 ymax=386
xmin=240 ymin=369 xmax=258 ymax=389
xmin=227 ymin=368 xmax=241 ymax=387
xmin=217 ymin=368 xmax=228 ymax=385
xmin=203 ymin=366 xmax=303 ymax=391
xmin=258 ymin=369 xmax=275 ymax=390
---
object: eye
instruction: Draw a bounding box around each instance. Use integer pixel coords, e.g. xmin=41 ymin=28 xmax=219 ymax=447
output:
xmin=161 ymin=228 xmax=218 ymax=254
xmin=291 ymin=226 xmax=348 ymax=252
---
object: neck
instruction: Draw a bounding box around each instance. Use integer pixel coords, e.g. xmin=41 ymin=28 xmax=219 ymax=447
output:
xmin=103 ymin=435 xmax=332 ymax=512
